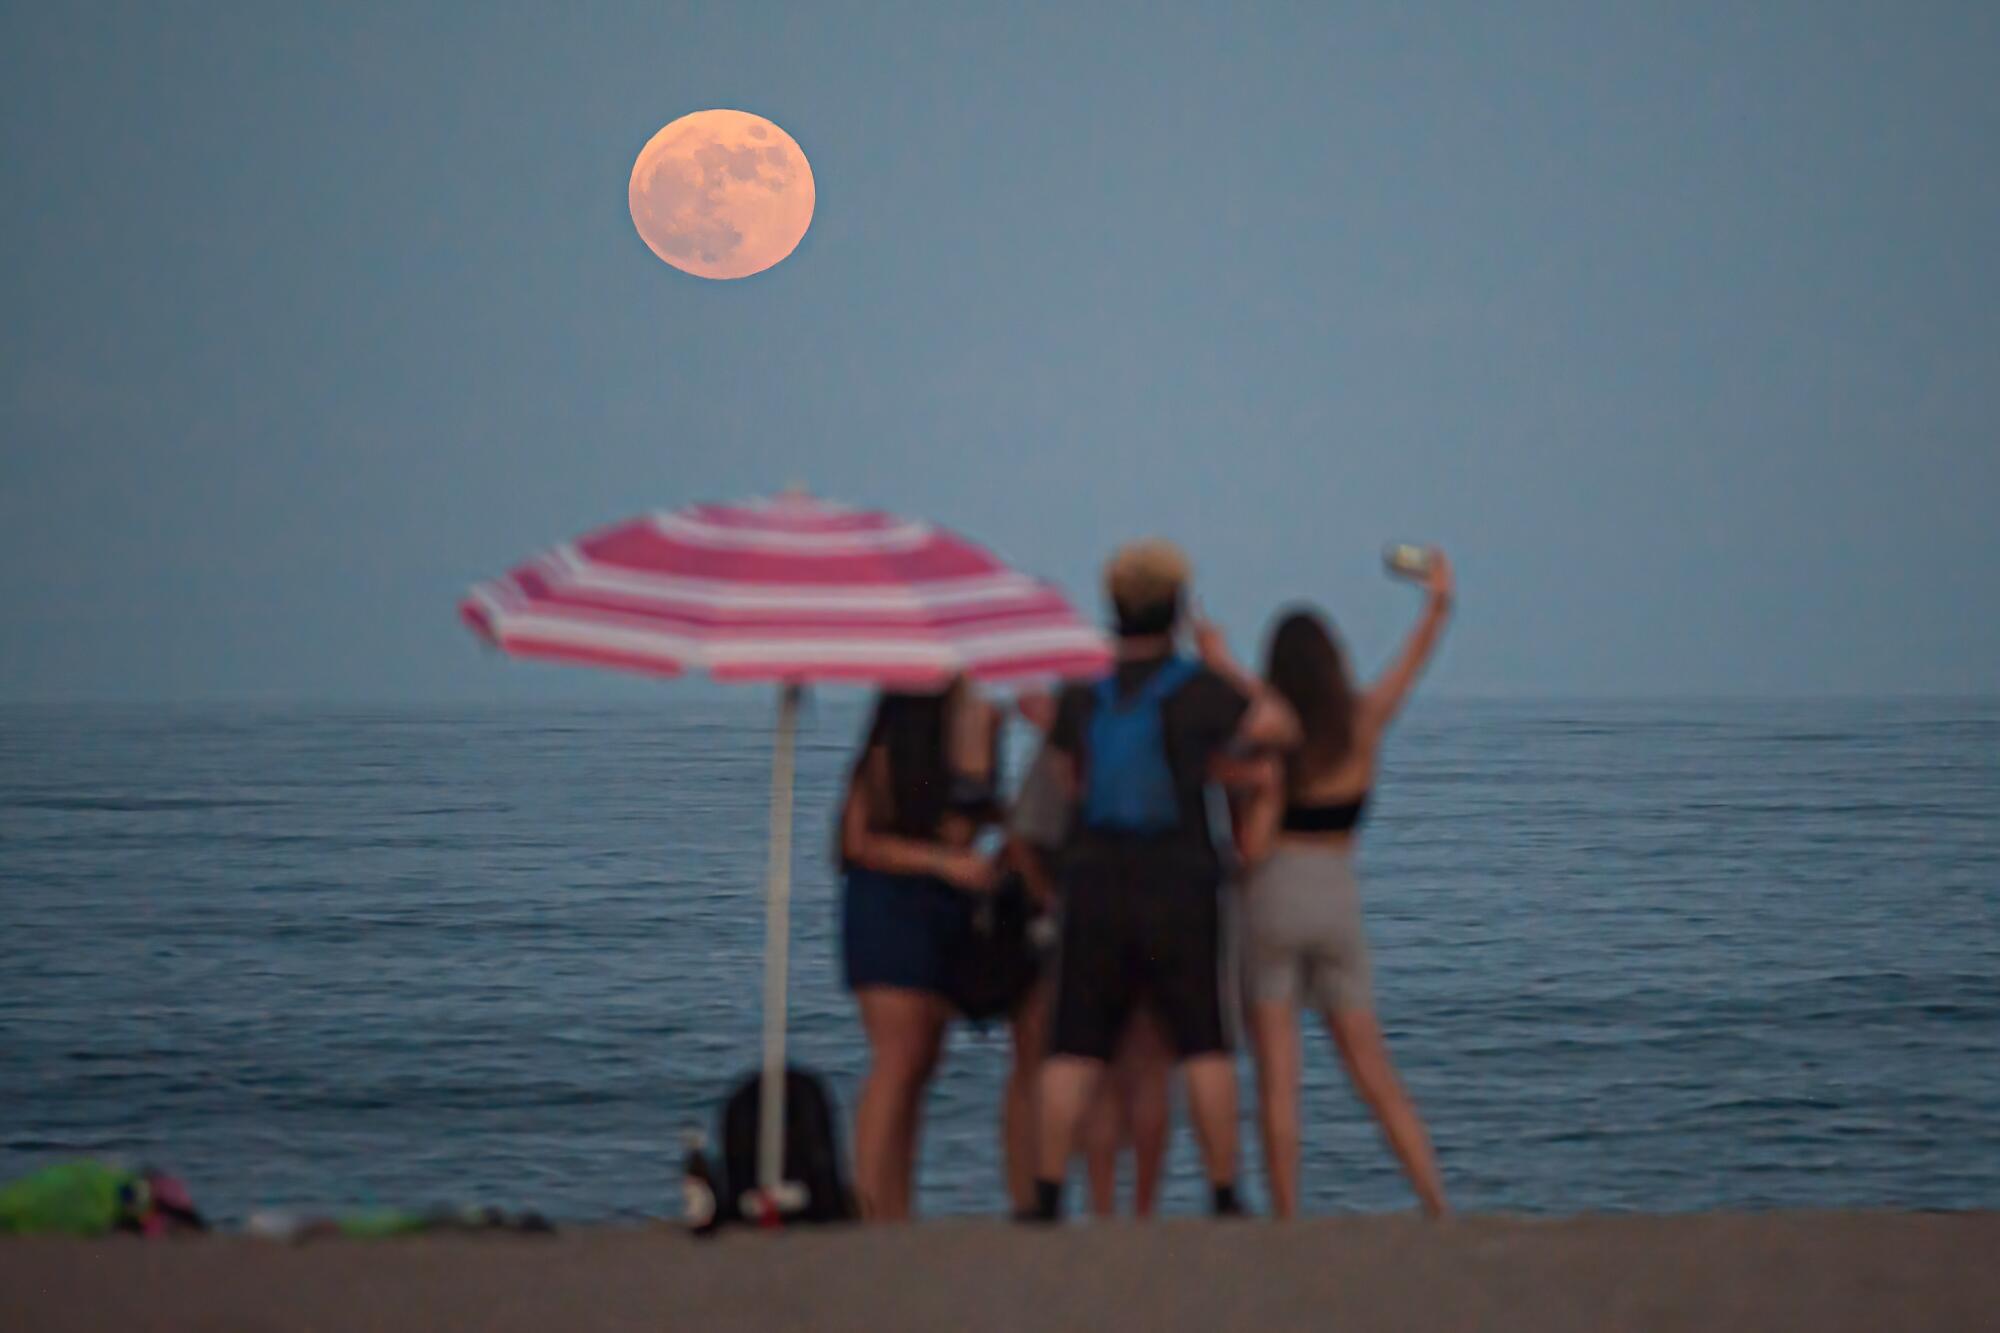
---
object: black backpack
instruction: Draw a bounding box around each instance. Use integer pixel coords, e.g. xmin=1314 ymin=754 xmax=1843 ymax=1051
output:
xmin=948 ymin=874 xmax=1042 ymax=1027
xmin=718 ymin=1066 xmax=857 ymax=1225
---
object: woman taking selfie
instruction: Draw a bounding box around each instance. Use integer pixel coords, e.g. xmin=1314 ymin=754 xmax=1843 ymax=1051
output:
xmin=1236 ymin=549 xmax=1455 ymax=1219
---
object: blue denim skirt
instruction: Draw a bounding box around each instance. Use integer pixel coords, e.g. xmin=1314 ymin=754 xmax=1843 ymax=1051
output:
xmin=840 ymin=866 xmax=970 ymax=997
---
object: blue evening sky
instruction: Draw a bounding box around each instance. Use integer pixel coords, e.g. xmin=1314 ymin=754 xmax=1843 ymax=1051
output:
xmin=3 ymin=2 xmax=1995 ymax=701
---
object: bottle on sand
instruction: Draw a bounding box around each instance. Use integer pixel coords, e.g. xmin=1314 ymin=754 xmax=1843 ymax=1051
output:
xmin=682 ymin=1129 xmax=721 ymax=1237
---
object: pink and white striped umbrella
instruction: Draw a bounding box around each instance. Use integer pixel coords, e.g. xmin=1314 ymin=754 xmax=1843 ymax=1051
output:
xmin=459 ymin=492 xmax=1110 ymax=686
xmin=458 ymin=491 xmax=1107 ymax=1216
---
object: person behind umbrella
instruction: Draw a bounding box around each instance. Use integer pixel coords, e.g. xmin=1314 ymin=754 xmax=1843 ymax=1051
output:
xmin=838 ymin=677 xmax=1002 ymax=1221
xmin=1006 ymin=710 xmax=1174 ymax=1220
xmin=1027 ymin=540 xmax=1299 ymax=1222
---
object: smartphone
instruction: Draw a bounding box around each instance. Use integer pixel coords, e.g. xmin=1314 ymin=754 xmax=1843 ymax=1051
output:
xmin=1383 ymin=542 xmax=1435 ymax=582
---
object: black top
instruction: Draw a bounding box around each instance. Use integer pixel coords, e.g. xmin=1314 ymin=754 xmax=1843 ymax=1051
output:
xmin=1050 ymin=655 xmax=1250 ymax=874
xmin=1281 ymin=793 xmax=1370 ymax=833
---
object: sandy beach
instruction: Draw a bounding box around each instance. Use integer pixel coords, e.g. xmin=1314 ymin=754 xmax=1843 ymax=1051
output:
xmin=4 ymin=1211 xmax=1995 ymax=1332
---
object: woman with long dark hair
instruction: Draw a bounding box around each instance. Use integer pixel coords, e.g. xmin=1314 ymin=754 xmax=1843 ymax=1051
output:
xmin=838 ymin=677 xmax=1001 ymax=1220
xmin=1236 ymin=553 xmax=1455 ymax=1218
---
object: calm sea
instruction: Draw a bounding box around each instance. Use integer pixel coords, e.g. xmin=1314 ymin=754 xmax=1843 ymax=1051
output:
xmin=2 ymin=698 xmax=1996 ymax=1222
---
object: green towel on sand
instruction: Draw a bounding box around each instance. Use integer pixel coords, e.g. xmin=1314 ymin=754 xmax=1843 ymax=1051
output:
xmin=334 ymin=1209 xmax=430 ymax=1239
xmin=0 ymin=1160 xmax=139 ymax=1236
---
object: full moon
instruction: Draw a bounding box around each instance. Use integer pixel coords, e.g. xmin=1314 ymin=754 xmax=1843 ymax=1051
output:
xmin=628 ymin=109 xmax=815 ymax=281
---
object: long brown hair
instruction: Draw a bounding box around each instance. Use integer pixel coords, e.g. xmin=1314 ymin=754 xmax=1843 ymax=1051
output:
xmin=1264 ymin=607 xmax=1357 ymax=794
xmin=856 ymin=690 xmax=951 ymax=839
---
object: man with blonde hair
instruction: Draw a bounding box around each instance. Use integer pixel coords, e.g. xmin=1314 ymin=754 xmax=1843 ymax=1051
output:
xmin=1027 ymin=540 xmax=1297 ymax=1221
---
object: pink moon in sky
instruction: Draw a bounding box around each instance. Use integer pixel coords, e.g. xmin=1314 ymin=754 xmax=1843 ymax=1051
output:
xmin=628 ymin=109 xmax=816 ymax=280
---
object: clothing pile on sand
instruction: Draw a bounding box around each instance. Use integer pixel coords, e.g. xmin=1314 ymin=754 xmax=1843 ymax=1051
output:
xmin=0 ymin=1159 xmax=553 ymax=1241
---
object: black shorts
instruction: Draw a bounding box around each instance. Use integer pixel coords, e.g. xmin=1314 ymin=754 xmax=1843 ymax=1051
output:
xmin=1048 ymin=848 xmax=1231 ymax=1061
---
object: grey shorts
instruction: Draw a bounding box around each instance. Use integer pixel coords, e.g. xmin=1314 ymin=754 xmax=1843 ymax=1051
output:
xmin=1240 ymin=845 xmax=1373 ymax=1016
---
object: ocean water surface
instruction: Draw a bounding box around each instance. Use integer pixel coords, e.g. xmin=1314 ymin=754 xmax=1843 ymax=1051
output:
xmin=2 ymin=698 xmax=1996 ymax=1221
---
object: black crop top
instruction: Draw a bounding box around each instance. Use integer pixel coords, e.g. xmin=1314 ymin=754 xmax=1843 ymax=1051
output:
xmin=1281 ymin=793 xmax=1370 ymax=833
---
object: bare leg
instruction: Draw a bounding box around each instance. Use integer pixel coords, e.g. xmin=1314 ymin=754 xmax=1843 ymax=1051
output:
xmin=1077 ymin=1014 xmax=1173 ymax=1218
xmin=1327 ymin=1008 xmax=1449 ymax=1218
xmin=1179 ymin=1053 xmax=1239 ymax=1191
xmin=1036 ymin=1054 xmax=1107 ymax=1197
xmin=1080 ymin=1077 xmax=1125 ymax=1217
xmin=1123 ymin=1013 xmax=1174 ymax=1217
xmin=1003 ymin=983 xmax=1049 ymax=1214
xmin=854 ymin=988 xmax=950 ymax=1222
xmin=888 ymin=1040 xmax=943 ymax=1215
xmin=1246 ymin=999 xmax=1304 ymax=1219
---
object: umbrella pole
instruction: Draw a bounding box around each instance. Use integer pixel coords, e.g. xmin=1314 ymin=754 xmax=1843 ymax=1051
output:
xmin=756 ymin=683 xmax=803 ymax=1204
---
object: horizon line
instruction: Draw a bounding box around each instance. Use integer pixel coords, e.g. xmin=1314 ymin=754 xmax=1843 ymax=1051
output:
xmin=3 ymin=690 xmax=1996 ymax=709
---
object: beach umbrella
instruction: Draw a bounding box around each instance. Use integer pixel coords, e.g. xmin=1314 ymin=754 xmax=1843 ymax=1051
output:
xmin=460 ymin=490 xmax=1109 ymax=1211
